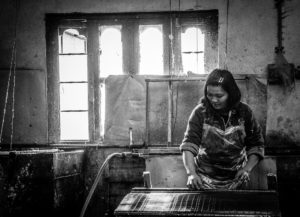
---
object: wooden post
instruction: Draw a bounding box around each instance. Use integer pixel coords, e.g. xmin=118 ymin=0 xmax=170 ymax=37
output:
xmin=168 ymin=81 xmax=173 ymax=147
xmin=145 ymin=81 xmax=150 ymax=147
xmin=143 ymin=171 xmax=152 ymax=188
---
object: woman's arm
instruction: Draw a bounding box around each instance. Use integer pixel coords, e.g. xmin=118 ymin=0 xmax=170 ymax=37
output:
xmin=180 ymin=105 xmax=203 ymax=156
xmin=235 ymin=105 xmax=264 ymax=182
xmin=180 ymin=105 xmax=204 ymax=189
xmin=235 ymin=154 xmax=259 ymax=179
xmin=244 ymin=154 xmax=260 ymax=172
xmin=182 ymin=151 xmax=203 ymax=190
xmin=244 ymin=105 xmax=264 ymax=159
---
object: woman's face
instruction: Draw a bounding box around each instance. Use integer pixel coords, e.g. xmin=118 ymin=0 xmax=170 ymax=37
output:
xmin=206 ymin=85 xmax=229 ymax=110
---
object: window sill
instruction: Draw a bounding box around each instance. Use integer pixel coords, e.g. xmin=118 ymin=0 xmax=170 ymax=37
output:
xmin=49 ymin=143 xmax=181 ymax=155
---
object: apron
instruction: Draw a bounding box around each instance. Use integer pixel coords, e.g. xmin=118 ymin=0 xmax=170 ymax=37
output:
xmin=195 ymin=118 xmax=249 ymax=190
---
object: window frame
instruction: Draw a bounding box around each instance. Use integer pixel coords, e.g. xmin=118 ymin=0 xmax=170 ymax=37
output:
xmin=46 ymin=11 xmax=218 ymax=144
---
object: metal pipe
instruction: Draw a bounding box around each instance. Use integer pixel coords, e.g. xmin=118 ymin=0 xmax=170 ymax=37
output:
xmin=144 ymin=74 xmax=264 ymax=83
xmin=145 ymin=77 xmax=206 ymax=82
xmin=129 ymin=127 xmax=133 ymax=146
xmin=79 ymin=152 xmax=142 ymax=217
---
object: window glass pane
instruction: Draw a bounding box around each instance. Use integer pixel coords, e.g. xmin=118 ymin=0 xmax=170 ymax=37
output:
xmin=61 ymin=29 xmax=86 ymax=54
xmin=182 ymin=53 xmax=204 ymax=75
xmin=181 ymin=27 xmax=204 ymax=52
xmin=60 ymin=83 xmax=88 ymax=110
xmin=181 ymin=27 xmax=205 ymax=74
xmin=59 ymin=55 xmax=88 ymax=82
xmin=99 ymin=26 xmax=123 ymax=77
xmin=60 ymin=112 xmax=89 ymax=140
xmin=139 ymin=25 xmax=163 ymax=75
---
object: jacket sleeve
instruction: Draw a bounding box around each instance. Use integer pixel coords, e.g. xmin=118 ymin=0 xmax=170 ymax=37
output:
xmin=179 ymin=106 xmax=203 ymax=156
xmin=244 ymin=106 xmax=265 ymax=160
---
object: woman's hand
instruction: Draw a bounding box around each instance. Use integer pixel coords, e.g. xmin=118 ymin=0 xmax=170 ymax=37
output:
xmin=235 ymin=154 xmax=260 ymax=181
xmin=182 ymin=151 xmax=203 ymax=190
xmin=235 ymin=168 xmax=250 ymax=182
xmin=187 ymin=173 xmax=203 ymax=190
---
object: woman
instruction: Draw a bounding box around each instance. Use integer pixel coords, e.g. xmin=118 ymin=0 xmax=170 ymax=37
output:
xmin=180 ymin=69 xmax=264 ymax=190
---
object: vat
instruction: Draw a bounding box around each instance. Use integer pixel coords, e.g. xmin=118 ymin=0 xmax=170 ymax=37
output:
xmin=0 ymin=147 xmax=84 ymax=217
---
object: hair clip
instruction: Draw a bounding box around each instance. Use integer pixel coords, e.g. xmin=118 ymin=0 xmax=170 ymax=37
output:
xmin=218 ymin=77 xmax=224 ymax=83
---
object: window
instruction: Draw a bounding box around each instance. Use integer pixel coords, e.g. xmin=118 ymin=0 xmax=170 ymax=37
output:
xmin=139 ymin=25 xmax=164 ymax=75
xmin=99 ymin=25 xmax=123 ymax=77
xmin=59 ymin=28 xmax=89 ymax=141
xmin=181 ymin=27 xmax=205 ymax=74
xmin=46 ymin=11 xmax=218 ymax=144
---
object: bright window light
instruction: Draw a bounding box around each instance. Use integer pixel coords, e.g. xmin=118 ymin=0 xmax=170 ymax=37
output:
xmin=59 ymin=28 xmax=89 ymax=141
xmin=60 ymin=112 xmax=89 ymax=140
xmin=99 ymin=26 xmax=123 ymax=77
xmin=59 ymin=55 xmax=87 ymax=82
xmin=60 ymin=29 xmax=86 ymax=54
xmin=98 ymin=25 xmax=123 ymax=137
xmin=139 ymin=25 xmax=163 ymax=75
xmin=181 ymin=27 xmax=205 ymax=74
xmin=60 ymin=83 xmax=88 ymax=111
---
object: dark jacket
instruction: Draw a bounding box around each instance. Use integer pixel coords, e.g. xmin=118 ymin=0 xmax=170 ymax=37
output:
xmin=180 ymin=98 xmax=264 ymax=160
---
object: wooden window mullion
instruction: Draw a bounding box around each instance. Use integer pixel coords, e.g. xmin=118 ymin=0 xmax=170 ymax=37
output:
xmin=46 ymin=19 xmax=60 ymax=144
xmin=87 ymin=21 xmax=100 ymax=142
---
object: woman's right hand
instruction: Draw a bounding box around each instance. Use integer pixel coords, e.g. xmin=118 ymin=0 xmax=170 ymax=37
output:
xmin=186 ymin=173 xmax=203 ymax=190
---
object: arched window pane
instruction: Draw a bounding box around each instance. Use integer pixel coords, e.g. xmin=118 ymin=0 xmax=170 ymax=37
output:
xmin=181 ymin=27 xmax=205 ymax=74
xmin=99 ymin=26 xmax=123 ymax=77
xmin=139 ymin=25 xmax=163 ymax=75
xmin=60 ymin=29 xmax=86 ymax=54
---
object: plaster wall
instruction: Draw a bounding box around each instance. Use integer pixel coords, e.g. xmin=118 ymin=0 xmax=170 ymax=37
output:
xmin=0 ymin=1 xmax=300 ymax=216
xmin=2 ymin=0 xmax=299 ymax=145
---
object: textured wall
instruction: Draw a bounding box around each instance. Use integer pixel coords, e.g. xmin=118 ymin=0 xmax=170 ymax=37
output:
xmin=0 ymin=1 xmax=300 ymax=217
xmin=2 ymin=0 xmax=300 ymax=144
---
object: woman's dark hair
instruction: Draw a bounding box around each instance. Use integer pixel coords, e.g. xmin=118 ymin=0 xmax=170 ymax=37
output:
xmin=204 ymin=69 xmax=241 ymax=109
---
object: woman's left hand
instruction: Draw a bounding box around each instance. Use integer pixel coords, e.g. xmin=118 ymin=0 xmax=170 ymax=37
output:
xmin=235 ymin=168 xmax=250 ymax=181
xmin=235 ymin=154 xmax=260 ymax=181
